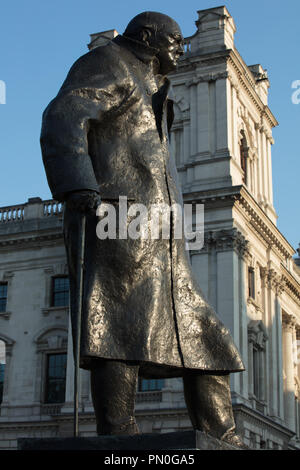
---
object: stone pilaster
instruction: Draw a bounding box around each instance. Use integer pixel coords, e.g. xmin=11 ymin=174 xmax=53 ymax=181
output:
xmin=282 ymin=314 xmax=296 ymax=432
xmin=259 ymin=267 xmax=285 ymax=420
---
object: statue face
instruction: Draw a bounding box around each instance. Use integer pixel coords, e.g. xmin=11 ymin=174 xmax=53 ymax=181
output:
xmin=155 ymin=30 xmax=184 ymax=75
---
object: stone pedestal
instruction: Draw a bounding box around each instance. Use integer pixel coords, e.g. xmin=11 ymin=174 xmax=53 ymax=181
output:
xmin=18 ymin=430 xmax=241 ymax=451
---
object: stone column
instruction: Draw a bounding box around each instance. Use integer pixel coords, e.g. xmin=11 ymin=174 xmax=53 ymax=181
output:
xmin=226 ymin=80 xmax=233 ymax=156
xmin=260 ymin=267 xmax=269 ymax=409
xmin=266 ymin=136 xmax=274 ymax=205
xmin=260 ymin=267 xmax=282 ymax=418
xmin=269 ymin=271 xmax=278 ymax=416
xmin=252 ymin=154 xmax=258 ymax=200
xmin=190 ymin=251 xmax=210 ymax=301
xmin=183 ymin=117 xmax=190 ymax=164
xmin=260 ymin=128 xmax=268 ymax=205
xmin=239 ymin=244 xmax=250 ymax=399
xmin=282 ymin=315 xmax=296 ymax=432
xmin=189 ymin=84 xmax=197 ymax=156
xmin=215 ymin=78 xmax=229 ymax=154
xmin=214 ymin=229 xmax=248 ymax=396
xmin=275 ymin=293 xmax=285 ymax=420
xmin=196 ymin=81 xmax=210 ymax=155
xmin=247 ymin=337 xmax=254 ymax=397
xmin=255 ymin=123 xmax=263 ymax=203
xmin=229 ymin=77 xmax=239 ymax=161
xmin=208 ymin=80 xmax=216 ymax=155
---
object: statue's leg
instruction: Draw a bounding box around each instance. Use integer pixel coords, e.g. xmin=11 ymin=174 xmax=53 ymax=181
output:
xmin=90 ymin=359 xmax=140 ymax=436
xmin=183 ymin=372 xmax=246 ymax=447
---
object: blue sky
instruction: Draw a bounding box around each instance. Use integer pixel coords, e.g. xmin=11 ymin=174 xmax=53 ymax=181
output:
xmin=0 ymin=0 xmax=299 ymax=251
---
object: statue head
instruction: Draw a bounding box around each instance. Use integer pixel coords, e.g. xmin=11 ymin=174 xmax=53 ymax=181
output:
xmin=124 ymin=11 xmax=184 ymax=75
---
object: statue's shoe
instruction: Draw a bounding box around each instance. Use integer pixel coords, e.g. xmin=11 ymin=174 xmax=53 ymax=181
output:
xmin=221 ymin=430 xmax=248 ymax=449
xmin=98 ymin=415 xmax=140 ymax=435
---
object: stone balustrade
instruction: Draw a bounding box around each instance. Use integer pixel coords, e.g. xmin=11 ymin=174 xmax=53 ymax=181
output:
xmin=43 ymin=200 xmax=63 ymax=217
xmin=0 ymin=197 xmax=63 ymax=223
xmin=0 ymin=204 xmax=25 ymax=223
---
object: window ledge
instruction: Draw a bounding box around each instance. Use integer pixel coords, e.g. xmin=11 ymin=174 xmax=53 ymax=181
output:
xmin=42 ymin=306 xmax=69 ymax=316
xmin=0 ymin=311 xmax=11 ymax=320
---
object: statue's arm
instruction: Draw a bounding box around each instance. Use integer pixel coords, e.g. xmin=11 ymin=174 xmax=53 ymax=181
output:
xmin=40 ymin=48 xmax=132 ymax=208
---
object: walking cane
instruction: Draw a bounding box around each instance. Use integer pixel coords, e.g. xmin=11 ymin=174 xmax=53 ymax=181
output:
xmin=74 ymin=213 xmax=86 ymax=437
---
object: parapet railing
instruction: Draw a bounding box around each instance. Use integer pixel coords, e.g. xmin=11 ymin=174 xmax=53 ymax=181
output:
xmin=0 ymin=198 xmax=63 ymax=223
xmin=0 ymin=204 xmax=25 ymax=223
xmin=184 ymin=37 xmax=192 ymax=53
xmin=43 ymin=200 xmax=63 ymax=217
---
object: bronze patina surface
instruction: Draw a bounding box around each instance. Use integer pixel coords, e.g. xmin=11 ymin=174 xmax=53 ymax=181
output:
xmin=41 ymin=11 xmax=246 ymax=447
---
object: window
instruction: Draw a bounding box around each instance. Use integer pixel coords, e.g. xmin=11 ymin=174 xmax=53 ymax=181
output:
xmin=45 ymin=353 xmax=67 ymax=403
xmin=248 ymin=320 xmax=268 ymax=403
xmin=253 ymin=346 xmax=260 ymax=398
xmin=138 ymin=378 xmax=164 ymax=392
xmin=248 ymin=267 xmax=255 ymax=299
xmin=51 ymin=276 xmax=69 ymax=307
xmin=239 ymin=130 xmax=248 ymax=185
xmin=260 ymin=439 xmax=266 ymax=450
xmin=0 ymin=283 xmax=8 ymax=312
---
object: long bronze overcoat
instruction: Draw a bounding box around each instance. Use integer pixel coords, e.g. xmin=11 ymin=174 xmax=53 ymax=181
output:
xmin=41 ymin=35 xmax=244 ymax=377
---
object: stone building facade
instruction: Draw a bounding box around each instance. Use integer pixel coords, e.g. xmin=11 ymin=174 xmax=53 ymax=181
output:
xmin=0 ymin=6 xmax=299 ymax=450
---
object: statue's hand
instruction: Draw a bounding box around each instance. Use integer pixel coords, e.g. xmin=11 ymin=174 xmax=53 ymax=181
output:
xmin=66 ymin=190 xmax=101 ymax=215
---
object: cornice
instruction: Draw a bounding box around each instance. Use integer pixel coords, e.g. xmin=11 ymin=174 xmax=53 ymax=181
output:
xmin=183 ymin=184 xmax=241 ymax=201
xmin=233 ymin=403 xmax=295 ymax=439
xmin=0 ymin=231 xmax=63 ymax=250
xmin=174 ymin=49 xmax=229 ymax=78
xmin=188 ymin=227 xmax=249 ymax=259
xmin=183 ymin=185 xmax=295 ymax=261
xmin=281 ymin=264 xmax=300 ymax=305
xmin=237 ymin=186 xmax=295 ymax=259
xmin=175 ymin=48 xmax=278 ymax=129
xmin=228 ymin=51 xmax=278 ymax=129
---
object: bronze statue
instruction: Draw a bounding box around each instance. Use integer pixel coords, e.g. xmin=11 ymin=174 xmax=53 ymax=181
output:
xmin=40 ymin=11 xmax=246 ymax=447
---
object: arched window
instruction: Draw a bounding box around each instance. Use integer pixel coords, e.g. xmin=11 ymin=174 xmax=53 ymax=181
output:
xmin=34 ymin=327 xmax=68 ymax=409
xmin=239 ymin=130 xmax=248 ymax=185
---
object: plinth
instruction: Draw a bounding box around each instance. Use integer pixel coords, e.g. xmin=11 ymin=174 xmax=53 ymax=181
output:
xmin=18 ymin=430 xmax=241 ymax=450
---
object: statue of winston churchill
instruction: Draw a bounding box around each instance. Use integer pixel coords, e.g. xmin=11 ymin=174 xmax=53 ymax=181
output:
xmin=40 ymin=11 xmax=246 ymax=448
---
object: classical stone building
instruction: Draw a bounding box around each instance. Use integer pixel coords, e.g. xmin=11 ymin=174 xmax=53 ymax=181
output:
xmin=0 ymin=6 xmax=299 ymax=450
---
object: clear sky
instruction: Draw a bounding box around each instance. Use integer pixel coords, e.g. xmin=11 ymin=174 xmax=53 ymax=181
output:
xmin=0 ymin=0 xmax=299 ymax=251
